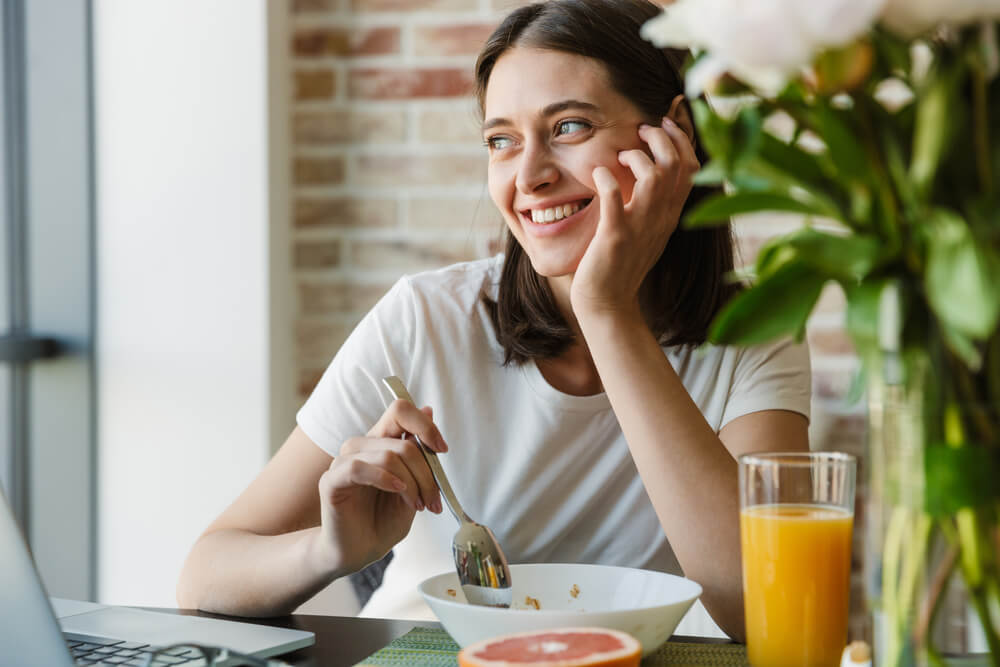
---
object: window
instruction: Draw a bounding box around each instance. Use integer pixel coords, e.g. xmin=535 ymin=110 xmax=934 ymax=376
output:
xmin=0 ymin=0 xmax=95 ymax=601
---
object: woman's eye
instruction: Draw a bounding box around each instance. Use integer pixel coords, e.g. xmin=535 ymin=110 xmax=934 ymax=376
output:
xmin=556 ymin=120 xmax=590 ymax=136
xmin=485 ymin=136 xmax=514 ymax=150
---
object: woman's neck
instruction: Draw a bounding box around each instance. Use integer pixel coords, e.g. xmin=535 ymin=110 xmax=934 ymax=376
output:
xmin=547 ymin=274 xmax=579 ymax=335
xmin=536 ymin=274 xmax=604 ymax=396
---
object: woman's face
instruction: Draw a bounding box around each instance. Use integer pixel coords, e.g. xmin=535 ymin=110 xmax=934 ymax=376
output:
xmin=483 ymin=47 xmax=650 ymax=278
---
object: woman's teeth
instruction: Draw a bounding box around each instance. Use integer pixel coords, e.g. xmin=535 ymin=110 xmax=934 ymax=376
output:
xmin=530 ymin=201 xmax=583 ymax=224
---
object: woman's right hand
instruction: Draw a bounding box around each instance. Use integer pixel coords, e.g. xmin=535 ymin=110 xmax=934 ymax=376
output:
xmin=315 ymin=399 xmax=447 ymax=576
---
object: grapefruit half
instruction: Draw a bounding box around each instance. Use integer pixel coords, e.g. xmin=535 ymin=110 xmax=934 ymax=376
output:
xmin=457 ymin=626 xmax=641 ymax=667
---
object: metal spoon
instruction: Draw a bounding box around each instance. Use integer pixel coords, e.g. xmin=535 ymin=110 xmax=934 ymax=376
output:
xmin=382 ymin=376 xmax=513 ymax=608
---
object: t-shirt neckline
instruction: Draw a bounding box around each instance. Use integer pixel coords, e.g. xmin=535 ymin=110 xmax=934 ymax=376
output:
xmin=520 ymin=359 xmax=612 ymax=412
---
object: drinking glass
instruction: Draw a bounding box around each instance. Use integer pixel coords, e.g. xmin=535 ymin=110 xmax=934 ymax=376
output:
xmin=739 ymin=451 xmax=857 ymax=667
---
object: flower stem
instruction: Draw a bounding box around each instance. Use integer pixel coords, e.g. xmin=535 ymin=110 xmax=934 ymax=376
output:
xmin=912 ymin=540 xmax=958 ymax=648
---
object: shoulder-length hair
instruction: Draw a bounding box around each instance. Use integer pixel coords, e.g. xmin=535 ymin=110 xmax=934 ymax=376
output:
xmin=475 ymin=0 xmax=737 ymax=365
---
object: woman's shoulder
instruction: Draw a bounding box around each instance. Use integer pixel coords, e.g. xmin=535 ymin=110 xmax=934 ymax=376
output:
xmin=667 ymin=337 xmax=810 ymax=391
xmin=669 ymin=337 xmax=808 ymax=369
xmin=401 ymin=255 xmax=503 ymax=310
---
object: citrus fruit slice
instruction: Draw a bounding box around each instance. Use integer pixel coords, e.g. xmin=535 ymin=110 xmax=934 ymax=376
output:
xmin=457 ymin=626 xmax=641 ymax=667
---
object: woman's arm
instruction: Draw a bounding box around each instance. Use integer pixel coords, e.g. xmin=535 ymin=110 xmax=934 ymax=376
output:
xmin=571 ymin=102 xmax=808 ymax=639
xmin=576 ymin=309 xmax=808 ymax=640
xmin=177 ymin=403 xmax=446 ymax=617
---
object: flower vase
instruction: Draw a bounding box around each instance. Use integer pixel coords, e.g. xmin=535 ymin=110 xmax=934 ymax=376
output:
xmin=865 ymin=355 xmax=1000 ymax=667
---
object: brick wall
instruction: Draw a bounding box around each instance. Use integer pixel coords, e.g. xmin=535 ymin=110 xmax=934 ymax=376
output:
xmin=288 ymin=0 xmax=868 ymax=639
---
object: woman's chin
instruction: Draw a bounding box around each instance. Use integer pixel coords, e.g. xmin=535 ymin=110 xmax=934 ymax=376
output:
xmin=525 ymin=254 xmax=582 ymax=280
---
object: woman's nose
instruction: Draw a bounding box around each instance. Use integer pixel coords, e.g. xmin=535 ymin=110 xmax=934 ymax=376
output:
xmin=515 ymin=143 xmax=558 ymax=194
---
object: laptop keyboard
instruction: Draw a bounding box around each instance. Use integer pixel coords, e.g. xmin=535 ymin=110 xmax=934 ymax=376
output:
xmin=65 ymin=632 xmax=207 ymax=666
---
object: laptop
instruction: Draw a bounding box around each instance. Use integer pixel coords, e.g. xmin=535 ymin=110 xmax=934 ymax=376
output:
xmin=0 ymin=487 xmax=315 ymax=666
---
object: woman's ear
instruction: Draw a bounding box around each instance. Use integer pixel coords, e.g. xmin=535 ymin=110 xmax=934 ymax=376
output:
xmin=667 ymin=94 xmax=696 ymax=146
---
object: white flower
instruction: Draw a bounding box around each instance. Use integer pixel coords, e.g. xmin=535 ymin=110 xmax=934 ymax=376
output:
xmin=881 ymin=0 xmax=1000 ymax=38
xmin=641 ymin=0 xmax=886 ymax=97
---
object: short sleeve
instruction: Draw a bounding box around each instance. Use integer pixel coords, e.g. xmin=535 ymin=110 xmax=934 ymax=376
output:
xmin=296 ymin=277 xmax=417 ymax=457
xmin=720 ymin=337 xmax=811 ymax=429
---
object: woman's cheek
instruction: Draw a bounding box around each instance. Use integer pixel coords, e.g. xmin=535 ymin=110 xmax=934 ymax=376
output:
xmin=487 ymin=166 xmax=514 ymax=218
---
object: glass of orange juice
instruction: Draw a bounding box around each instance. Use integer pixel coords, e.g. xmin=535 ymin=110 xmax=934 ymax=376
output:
xmin=739 ymin=452 xmax=856 ymax=667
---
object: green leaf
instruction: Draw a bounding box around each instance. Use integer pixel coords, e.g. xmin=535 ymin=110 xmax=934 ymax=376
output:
xmin=924 ymin=444 xmax=1000 ymax=516
xmin=845 ymin=280 xmax=888 ymax=348
xmin=911 ymin=66 xmax=962 ymax=196
xmin=685 ymin=192 xmax=826 ymax=227
xmin=939 ymin=323 xmax=983 ymax=370
xmin=924 ymin=209 xmax=1000 ymax=340
xmin=737 ymin=157 xmax=845 ymax=220
xmin=807 ymin=104 xmax=873 ymax=185
xmin=756 ymin=131 xmax=834 ymax=192
xmin=778 ymin=227 xmax=884 ymax=281
xmin=691 ymin=160 xmax=727 ymax=186
xmin=754 ymin=242 xmax=798 ymax=279
xmin=731 ymin=105 xmax=764 ymax=170
xmin=691 ymin=99 xmax=763 ymax=172
xmin=709 ymin=260 xmax=827 ymax=345
xmin=871 ymin=26 xmax=912 ymax=78
xmin=692 ymin=99 xmax=730 ymax=163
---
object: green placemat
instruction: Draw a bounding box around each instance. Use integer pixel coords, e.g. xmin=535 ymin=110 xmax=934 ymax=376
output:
xmin=355 ymin=627 xmax=748 ymax=666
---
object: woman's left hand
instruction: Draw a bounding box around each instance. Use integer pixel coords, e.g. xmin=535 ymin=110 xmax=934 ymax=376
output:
xmin=570 ymin=115 xmax=700 ymax=321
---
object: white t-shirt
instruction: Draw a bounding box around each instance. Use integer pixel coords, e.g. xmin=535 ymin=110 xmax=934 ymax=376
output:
xmin=297 ymin=256 xmax=810 ymax=627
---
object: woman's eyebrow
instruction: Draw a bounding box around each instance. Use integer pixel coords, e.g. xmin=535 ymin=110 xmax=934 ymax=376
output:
xmin=482 ymin=99 xmax=601 ymax=131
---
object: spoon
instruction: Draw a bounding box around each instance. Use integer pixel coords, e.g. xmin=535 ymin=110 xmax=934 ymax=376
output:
xmin=382 ymin=376 xmax=513 ymax=608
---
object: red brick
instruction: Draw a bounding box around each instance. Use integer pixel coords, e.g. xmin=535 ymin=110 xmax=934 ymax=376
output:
xmin=293 ymin=0 xmax=339 ymax=12
xmin=417 ymin=108 xmax=482 ymax=144
xmin=407 ymin=197 xmax=502 ymax=232
xmin=349 ymin=68 xmax=474 ymax=99
xmin=294 ymin=69 xmax=336 ymax=100
xmin=297 ymin=319 xmax=356 ymax=364
xmin=294 ymin=197 xmax=398 ymax=228
xmin=413 ymin=23 xmax=497 ymax=57
xmin=293 ymin=157 xmax=347 ymax=185
xmin=293 ymin=27 xmax=400 ymax=58
xmin=298 ymin=281 xmax=392 ymax=315
xmin=298 ymin=366 xmax=327 ymax=398
xmin=352 ymin=0 xmax=475 ymax=9
xmin=294 ymin=110 xmax=406 ymax=144
xmin=294 ymin=239 xmax=342 ymax=269
xmin=354 ymin=153 xmax=485 ymax=186
xmin=349 ymin=238 xmax=477 ymax=272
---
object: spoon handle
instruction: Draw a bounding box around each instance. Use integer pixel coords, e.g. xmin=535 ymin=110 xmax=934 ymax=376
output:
xmin=381 ymin=376 xmax=471 ymax=524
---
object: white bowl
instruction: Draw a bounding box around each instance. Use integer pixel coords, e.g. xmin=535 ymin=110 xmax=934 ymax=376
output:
xmin=418 ymin=563 xmax=702 ymax=656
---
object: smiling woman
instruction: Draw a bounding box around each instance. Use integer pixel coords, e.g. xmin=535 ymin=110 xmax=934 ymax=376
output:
xmin=474 ymin=4 xmax=736 ymax=365
xmin=176 ymin=0 xmax=811 ymax=644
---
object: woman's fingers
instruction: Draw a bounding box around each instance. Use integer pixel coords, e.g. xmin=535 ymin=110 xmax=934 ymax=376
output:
xmin=592 ymin=166 xmax=624 ymax=228
xmin=660 ymin=118 xmax=700 ymax=175
xmin=368 ymin=398 xmax=448 ymax=453
xmin=327 ymin=455 xmax=408 ymax=496
xmin=617 ymin=147 xmax=657 ymax=182
xmin=331 ymin=437 xmax=443 ymax=513
xmin=637 ymin=123 xmax=681 ymax=172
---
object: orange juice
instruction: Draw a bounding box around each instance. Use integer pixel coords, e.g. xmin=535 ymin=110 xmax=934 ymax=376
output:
xmin=741 ymin=504 xmax=853 ymax=667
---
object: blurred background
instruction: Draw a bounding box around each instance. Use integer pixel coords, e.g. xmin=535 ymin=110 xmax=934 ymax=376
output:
xmin=1 ymin=0 xmax=865 ymax=636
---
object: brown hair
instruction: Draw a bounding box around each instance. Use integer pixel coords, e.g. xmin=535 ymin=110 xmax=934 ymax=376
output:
xmin=476 ymin=0 xmax=738 ymax=365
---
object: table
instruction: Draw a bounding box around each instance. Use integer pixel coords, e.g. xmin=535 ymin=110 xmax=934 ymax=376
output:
xmin=156 ymin=609 xmax=731 ymax=667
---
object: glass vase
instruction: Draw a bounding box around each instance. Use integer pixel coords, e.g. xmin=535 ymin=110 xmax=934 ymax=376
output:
xmin=865 ymin=357 xmax=1000 ymax=667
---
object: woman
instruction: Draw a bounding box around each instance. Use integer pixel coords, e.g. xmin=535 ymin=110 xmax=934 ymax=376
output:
xmin=177 ymin=0 xmax=810 ymax=641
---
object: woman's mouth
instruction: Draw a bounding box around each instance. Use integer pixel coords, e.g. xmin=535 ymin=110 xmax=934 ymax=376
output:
xmin=521 ymin=198 xmax=593 ymax=225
